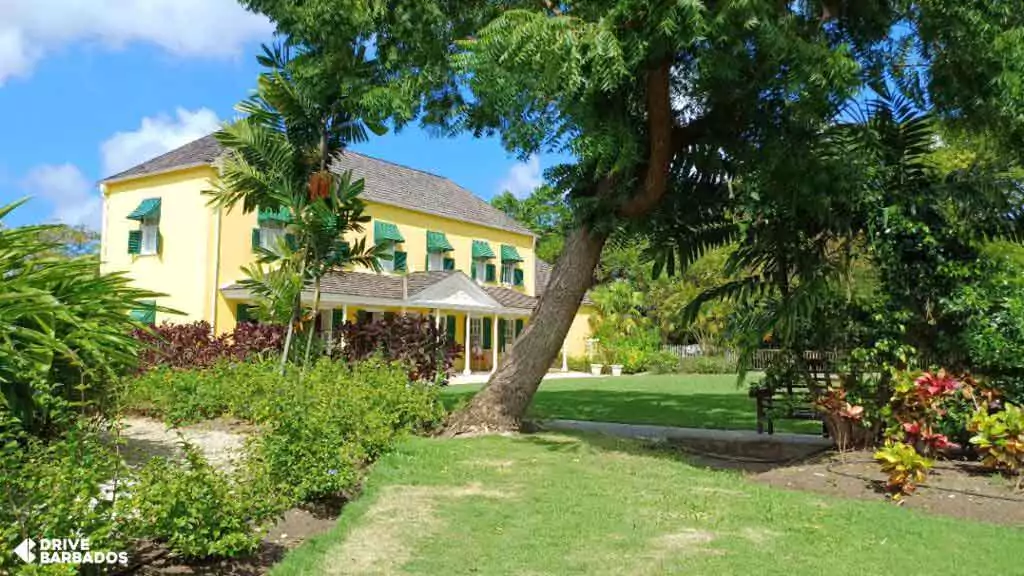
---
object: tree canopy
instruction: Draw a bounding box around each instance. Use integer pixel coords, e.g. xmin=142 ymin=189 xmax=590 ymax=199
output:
xmin=241 ymin=0 xmax=1024 ymax=432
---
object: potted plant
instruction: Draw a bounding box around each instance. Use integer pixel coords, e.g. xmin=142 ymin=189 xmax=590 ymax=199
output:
xmin=610 ymin=362 xmax=623 ymax=376
xmin=590 ymin=362 xmax=604 ymax=376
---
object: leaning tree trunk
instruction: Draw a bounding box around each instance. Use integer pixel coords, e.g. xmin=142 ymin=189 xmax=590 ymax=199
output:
xmin=302 ymin=278 xmax=323 ymax=367
xmin=444 ymin=225 xmax=608 ymax=434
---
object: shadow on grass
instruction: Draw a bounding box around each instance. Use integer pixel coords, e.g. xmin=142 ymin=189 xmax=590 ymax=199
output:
xmin=517 ymin=428 xmax=830 ymax=474
xmin=443 ymin=386 xmax=820 ymax=435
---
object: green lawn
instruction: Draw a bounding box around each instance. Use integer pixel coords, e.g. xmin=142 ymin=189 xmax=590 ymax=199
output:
xmin=442 ymin=374 xmax=822 ymax=434
xmin=272 ymin=433 xmax=1023 ymax=575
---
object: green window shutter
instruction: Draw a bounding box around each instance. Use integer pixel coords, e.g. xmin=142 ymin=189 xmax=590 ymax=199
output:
xmin=394 ymin=251 xmax=407 ymax=272
xmin=446 ymin=315 xmax=457 ymax=338
xmin=427 ymin=230 xmax=454 ymax=252
xmin=130 ymin=300 xmax=156 ymax=325
xmin=515 ymin=319 xmax=524 ymax=337
xmin=157 ymin=229 xmax=163 ymax=255
xmin=127 ymin=198 xmax=161 ymax=221
xmin=258 ymin=206 xmax=291 ymax=225
xmin=486 ymin=264 xmax=496 ymax=283
xmin=374 ymin=221 xmax=405 ymax=243
xmin=332 ymin=309 xmax=345 ymax=328
xmin=127 ymin=230 xmax=141 ymax=255
xmin=285 ymin=233 xmax=298 ymax=251
xmin=472 ymin=240 xmax=495 ymax=259
xmin=514 ymin=268 xmax=524 ymax=286
xmin=483 ymin=317 xmax=492 ymax=349
xmin=498 ymin=319 xmax=507 ymax=350
xmin=443 ymin=257 xmax=455 ymax=271
xmin=251 ymin=228 xmax=261 ymax=250
xmin=357 ymin=310 xmax=370 ymax=324
xmin=471 ymin=263 xmax=477 ymax=279
xmin=237 ymin=304 xmax=252 ymax=323
xmin=500 ymin=244 xmax=523 ymax=262
xmin=425 ymin=254 xmax=429 ymax=271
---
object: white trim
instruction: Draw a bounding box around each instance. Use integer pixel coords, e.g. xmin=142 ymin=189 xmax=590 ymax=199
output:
xmin=209 ymin=206 xmax=222 ymax=328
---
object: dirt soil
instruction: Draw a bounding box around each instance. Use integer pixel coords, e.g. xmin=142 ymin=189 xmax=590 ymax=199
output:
xmin=754 ymin=451 xmax=1024 ymax=526
xmin=115 ymin=417 xmax=342 ymax=575
xmin=666 ymin=437 xmax=1024 ymax=526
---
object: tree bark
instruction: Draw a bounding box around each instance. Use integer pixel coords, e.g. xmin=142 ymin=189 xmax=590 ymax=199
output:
xmin=442 ymin=62 xmax=688 ymax=434
xmin=444 ymin=224 xmax=608 ymax=434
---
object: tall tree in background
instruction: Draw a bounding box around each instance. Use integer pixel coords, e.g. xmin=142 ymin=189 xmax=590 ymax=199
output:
xmin=491 ymin=185 xmax=571 ymax=263
xmin=243 ymin=0 xmax=1024 ymax=432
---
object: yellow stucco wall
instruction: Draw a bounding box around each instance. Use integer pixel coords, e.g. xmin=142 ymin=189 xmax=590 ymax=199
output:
xmin=565 ymin=305 xmax=595 ymax=359
xmin=101 ymin=167 xmax=218 ymax=325
xmin=214 ymin=199 xmax=538 ymax=333
xmin=100 ymin=164 xmax=592 ymax=359
xmin=348 ymin=203 xmax=536 ymax=294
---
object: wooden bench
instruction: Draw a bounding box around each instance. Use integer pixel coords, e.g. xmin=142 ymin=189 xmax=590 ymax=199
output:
xmin=750 ymin=366 xmax=832 ymax=436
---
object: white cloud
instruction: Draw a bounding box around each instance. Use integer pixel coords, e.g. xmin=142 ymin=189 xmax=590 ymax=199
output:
xmin=497 ymin=156 xmax=543 ymax=198
xmin=20 ymin=163 xmax=101 ymax=229
xmin=0 ymin=0 xmax=273 ymax=84
xmin=101 ymin=107 xmax=221 ymax=177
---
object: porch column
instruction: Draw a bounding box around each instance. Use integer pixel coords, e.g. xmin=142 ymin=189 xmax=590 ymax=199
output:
xmin=463 ymin=313 xmax=472 ymax=376
xmin=324 ymin=307 xmax=334 ymax=349
xmin=490 ymin=314 xmax=499 ymax=375
xmin=434 ymin=308 xmax=441 ymax=331
xmin=561 ymin=339 xmax=568 ymax=372
xmin=340 ymin=304 xmax=348 ymax=349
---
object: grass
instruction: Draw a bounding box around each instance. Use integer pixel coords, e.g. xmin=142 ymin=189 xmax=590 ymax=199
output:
xmin=441 ymin=374 xmax=822 ymax=434
xmin=272 ymin=433 xmax=1024 ymax=575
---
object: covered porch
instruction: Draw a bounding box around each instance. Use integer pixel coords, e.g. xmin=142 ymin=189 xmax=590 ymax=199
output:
xmin=221 ymin=269 xmax=570 ymax=375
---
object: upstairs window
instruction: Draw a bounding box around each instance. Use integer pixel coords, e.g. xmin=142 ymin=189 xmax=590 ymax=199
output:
xmin=374 ymin=221 xmax=406 ymax=273
xmin=127 ymin=198 xmax=161 ymax=256
xmin=428 ymin=252 xmax=445 ymax=271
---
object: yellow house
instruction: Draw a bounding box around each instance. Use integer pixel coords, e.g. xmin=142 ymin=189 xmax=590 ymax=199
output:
xmin=99 ymin=135 xmax=594 ymax=374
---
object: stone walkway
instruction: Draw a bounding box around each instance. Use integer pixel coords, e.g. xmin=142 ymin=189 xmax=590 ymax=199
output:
xmin=542 ymin=419 xmax=832 ymax=447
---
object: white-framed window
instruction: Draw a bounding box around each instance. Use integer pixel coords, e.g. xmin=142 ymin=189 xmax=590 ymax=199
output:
xmin=502 ymin=318 xmax=515 ymax=352
xmin=378 ymin=242 xmax=395 ymax=273
xmin=501 ymin=262 xmax=516 ymax=286
xmin=475 ymin=260 xmax=487 ymax=283
xmin=470 ymin=317 xmax=483 ymax=349
xmin=428 ymin=252 xmax=445 ymax=271
xmin=140 ymin=218 xmax=159 ymax=255
xmin=259 ymin=224 xmax=286 ymax=251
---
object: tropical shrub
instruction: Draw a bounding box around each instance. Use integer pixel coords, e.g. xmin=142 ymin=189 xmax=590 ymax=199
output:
xmin=1 ymin=423 xmax=131 ymax=573
xmin=0 ymin=200 xmax=162 ymax=437
xmin=874 ymin=441 xmax=933 ymax=499
xmin=119 ymin=443 xmax=281 ymax=559
xmin=134 ymin=321 xmax=285 ymax=372
xmin=647 ymin=351 xmax=682 ymax=374
xmin=334 ymin=315 xmax=460 ymax=382
xmin=248 ymin=358 xmax=444 ymax=501
xmin=678 ymin=355 xmax=736 ymax=374
xmin=968 ymin=403 xmax=1024 ymax=485
xmin=884 ymin=370 xmax=967 ymax=455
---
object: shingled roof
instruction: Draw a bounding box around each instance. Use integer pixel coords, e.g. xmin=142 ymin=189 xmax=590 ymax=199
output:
xmin=102 ymin=134 xmax=533 ymax=236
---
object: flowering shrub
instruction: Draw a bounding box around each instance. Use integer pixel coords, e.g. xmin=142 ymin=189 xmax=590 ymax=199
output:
xmin=874 ymin=441 xmax=933 ymax=499
xmin=135 ymin=321 xmax=284 ymax=371
xmin=333 ymin=315 xmax=460 ymax=382
xmin=884 ymin=370 xmax=967 ymax=455
xmin=968 ymin=402 xmax=1024 ymax=486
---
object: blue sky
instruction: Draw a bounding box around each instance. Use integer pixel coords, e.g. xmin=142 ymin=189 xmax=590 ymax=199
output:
xmin=0 ymin=0 xmax=556 ymax=229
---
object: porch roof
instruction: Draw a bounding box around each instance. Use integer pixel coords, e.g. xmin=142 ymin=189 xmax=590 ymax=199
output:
xmin=221 ymin=270 xmax=537 ymax=315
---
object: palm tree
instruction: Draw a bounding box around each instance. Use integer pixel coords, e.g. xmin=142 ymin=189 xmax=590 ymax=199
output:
xmin=208 ymin=43 xmax=386 ymax=372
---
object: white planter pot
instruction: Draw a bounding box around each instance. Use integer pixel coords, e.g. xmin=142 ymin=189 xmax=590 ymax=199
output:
xmin=590 ymin=364 xmax=604 ymax=376
xmin=610 ymin=364 xmax=623 ymax=377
